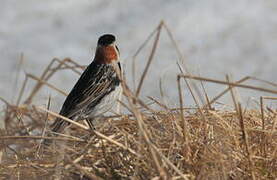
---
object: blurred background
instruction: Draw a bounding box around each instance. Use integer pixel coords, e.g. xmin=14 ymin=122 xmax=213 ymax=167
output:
xmin=0 ymin=0 xmax=276 ymax=109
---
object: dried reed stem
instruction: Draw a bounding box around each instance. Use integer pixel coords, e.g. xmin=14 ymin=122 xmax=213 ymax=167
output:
xmin=238 ymin=103 xmax=256 ymax=180
xmin=136 ymin=21 xmax=163 ymax=97
xmin=26 ymin=73 xmax=68 ymax=96
xmin=180 ymin=75 xmax=277 ymax=94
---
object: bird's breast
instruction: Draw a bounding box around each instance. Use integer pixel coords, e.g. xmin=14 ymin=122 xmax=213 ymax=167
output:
xmin=94 ymin=46 xmax=119 ymax=64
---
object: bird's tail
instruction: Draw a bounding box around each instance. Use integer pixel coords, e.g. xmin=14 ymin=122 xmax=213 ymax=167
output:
xmin=42 ymin=118 xmax=70 ymax=146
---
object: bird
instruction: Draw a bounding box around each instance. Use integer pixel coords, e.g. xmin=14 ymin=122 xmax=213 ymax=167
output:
xmin=44 ymin=34 xmax=122 ymax=144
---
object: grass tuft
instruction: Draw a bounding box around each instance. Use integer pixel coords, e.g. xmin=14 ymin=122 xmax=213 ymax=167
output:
xmin=0 ymin=21 xmax=276 ymax=179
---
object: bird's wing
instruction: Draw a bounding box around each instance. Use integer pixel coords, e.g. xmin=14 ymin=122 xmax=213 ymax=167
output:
xmin=59 ymin=61 xmax=120 ymax=119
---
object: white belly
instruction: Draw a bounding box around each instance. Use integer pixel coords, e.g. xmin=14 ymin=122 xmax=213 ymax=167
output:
xmin=88 ymin=85 xmax=122 ymax=118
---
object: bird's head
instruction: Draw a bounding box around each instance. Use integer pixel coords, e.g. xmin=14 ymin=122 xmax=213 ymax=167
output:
xmin=94 ymin=34 xmax=120 ymax=64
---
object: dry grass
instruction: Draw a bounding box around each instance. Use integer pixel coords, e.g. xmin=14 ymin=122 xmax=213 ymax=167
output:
xmin=0 ymin=21 xmax=276 ymax=179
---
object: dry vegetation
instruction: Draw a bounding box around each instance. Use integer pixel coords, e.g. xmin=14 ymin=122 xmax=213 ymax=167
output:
xmin=0 ymin=22 xmax=276 ymax=179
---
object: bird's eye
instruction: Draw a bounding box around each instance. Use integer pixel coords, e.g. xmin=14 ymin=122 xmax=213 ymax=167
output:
xmin=115 ymin=45 xmax=120 ymax=55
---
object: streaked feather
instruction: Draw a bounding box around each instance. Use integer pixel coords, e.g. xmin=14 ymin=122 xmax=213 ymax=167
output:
xmin=50 ymin=61 xmax=121 ymax=133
